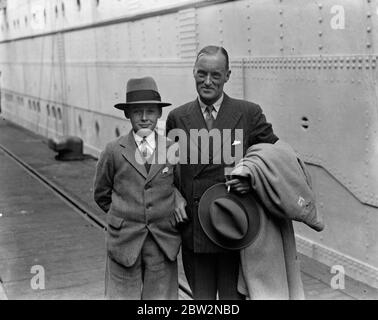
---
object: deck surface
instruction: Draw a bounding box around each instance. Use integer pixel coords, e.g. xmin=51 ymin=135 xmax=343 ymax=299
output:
xmin=0 ymin=118 xmax=376 ymax=300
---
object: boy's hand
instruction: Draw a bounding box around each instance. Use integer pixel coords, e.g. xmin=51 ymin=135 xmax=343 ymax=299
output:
xmin=174 ymin=188 xmax=188 ymax=224
xmin=174 ymin=201 xmax=188 ymax=224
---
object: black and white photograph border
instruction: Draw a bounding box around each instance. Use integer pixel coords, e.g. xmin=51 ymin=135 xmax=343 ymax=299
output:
xmin=0 ymin=0 xmax=377 ymax=302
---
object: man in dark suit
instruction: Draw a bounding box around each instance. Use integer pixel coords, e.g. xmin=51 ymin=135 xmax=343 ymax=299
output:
xmin=166 ymin=46 xmax=278 ymax=300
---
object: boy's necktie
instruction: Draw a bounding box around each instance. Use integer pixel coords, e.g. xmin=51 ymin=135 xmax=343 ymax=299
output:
xmin=204 ymin=105 xmax=215 ymax=130
xmin=140 ymin=137 xmax=149 ymax=158
xmin=140 ymin=137 xmax=151 ymax=172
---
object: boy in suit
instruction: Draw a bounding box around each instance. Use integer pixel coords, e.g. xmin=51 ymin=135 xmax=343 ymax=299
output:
xmin=94 ymin=77 xmax=187 ymax=300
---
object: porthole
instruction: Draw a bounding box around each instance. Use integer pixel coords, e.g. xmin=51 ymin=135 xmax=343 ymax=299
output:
xmin=28 ymin=100 xmax=31 ymax=109
xmin=78 ymin=115 xmax=82 ymax=129
xmin=95 ymin=121 xmax=100 ymax=135
xmin=57 ymin=108 xmax=62 ymax=120
xmin=115 ymin=127 xmax=120 ymax=137
xmin=37 ymin=101 xmax=40 ymax=112
xmin=52 ymin=106 xmax=56 ymax=118
xmin=301 ymin=116 xmax=309 ymax=130
xmin=32 ymin=101 xmax=36 ymax=111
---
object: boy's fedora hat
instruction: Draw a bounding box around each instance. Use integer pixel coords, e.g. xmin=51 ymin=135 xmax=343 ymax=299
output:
xmin=114 ymin=76 xmax=171 ymax=110
xmin=198 ymin=183 xmax=264 ymax=250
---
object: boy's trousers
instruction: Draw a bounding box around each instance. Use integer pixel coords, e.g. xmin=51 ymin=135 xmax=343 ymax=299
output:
xmin=105 ymin=233 xmax=178 ymax=300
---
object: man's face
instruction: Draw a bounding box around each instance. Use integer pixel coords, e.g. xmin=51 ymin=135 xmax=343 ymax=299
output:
xmin=125 ymin=105 xmax=162 ymax=136
xmin=193 ymin=52 xmax=231 ymax=105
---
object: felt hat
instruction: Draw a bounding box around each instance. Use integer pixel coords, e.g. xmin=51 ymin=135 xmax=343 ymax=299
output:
xmin=198 ymin=183 xmax=263 ymax=250
xmin=114 ymin=76 xmax=171 ymax=110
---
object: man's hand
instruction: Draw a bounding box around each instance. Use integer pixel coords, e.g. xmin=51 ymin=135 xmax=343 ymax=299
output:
xmin=225 ymin=176 xmax=251 ymax=195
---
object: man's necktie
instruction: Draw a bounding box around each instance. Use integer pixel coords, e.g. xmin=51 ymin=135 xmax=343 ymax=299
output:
xmin=205 ymin=105 xmax=215 ymax=130
xmin=140 ymin=137 xmax=151 ymax=172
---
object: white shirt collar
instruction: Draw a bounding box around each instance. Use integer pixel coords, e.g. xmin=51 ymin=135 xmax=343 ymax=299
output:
xmin=198 ymin=93 xmax=224 ymax=114
xmin=133 ymin=130 xmax=156 ymax=150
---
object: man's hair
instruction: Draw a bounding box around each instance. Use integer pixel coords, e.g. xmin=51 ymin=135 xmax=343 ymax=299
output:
xmin=195 ymin=45 xmax=230 ymax=71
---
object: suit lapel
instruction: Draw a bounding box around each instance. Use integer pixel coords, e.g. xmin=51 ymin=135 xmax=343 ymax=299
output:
xmin=181 ymin=99 xmax=207 ymax=133
xmin=146 ymin=134 xmax=167 ymax=183
xmin=120 ymin=131 xmax=148 ymax=179
xmin=213 ymin=94 xmax=243 ymax=133
xmin=210 ymin=94 xmax=243 ymax=158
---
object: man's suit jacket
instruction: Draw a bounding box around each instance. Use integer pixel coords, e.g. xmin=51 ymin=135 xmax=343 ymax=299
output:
xmin=166 ymin=94 xmax=278 ymax=253
xmin=94 ymin=131 xmax=181 ymax=267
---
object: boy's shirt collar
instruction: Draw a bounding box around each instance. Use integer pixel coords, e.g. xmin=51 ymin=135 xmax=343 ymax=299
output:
xmin=132 ymin=130 xmax=156 ymax=151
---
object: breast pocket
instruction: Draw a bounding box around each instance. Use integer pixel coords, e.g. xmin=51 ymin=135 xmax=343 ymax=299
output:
xmin=159 ymin=166 xmax=174 ymax=179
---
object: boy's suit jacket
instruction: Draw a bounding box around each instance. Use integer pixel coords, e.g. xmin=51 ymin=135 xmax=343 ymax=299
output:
xmin=94 ymin=131 xmax=181 ymax=267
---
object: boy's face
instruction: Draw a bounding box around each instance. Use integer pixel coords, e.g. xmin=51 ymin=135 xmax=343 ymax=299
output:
xmin=125 ymin=105 xmax=162 ymax=136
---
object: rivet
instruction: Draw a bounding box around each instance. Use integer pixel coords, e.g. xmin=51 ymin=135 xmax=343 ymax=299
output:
xmin=367 ymin=27 xmax=371 ymax=33
xmin=318 ymin=17 xmax=323 ymax=23
xmin=367 ymin=43 xmax=371 ymax=48
xmin=318 ymin=4 xmax=322 ymax=9
xmin=318 ymin=31 xmax=323 ymax=36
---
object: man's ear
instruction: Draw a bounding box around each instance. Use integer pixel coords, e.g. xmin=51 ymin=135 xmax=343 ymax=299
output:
xmin=225 ymin=69 xmax=231 ymax=83
xmin=158 ymin=107 xmax=163 ymax=118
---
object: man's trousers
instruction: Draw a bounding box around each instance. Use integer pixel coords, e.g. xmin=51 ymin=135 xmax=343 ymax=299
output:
xmin=182 ymin=246 xmax=244 ymax=300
